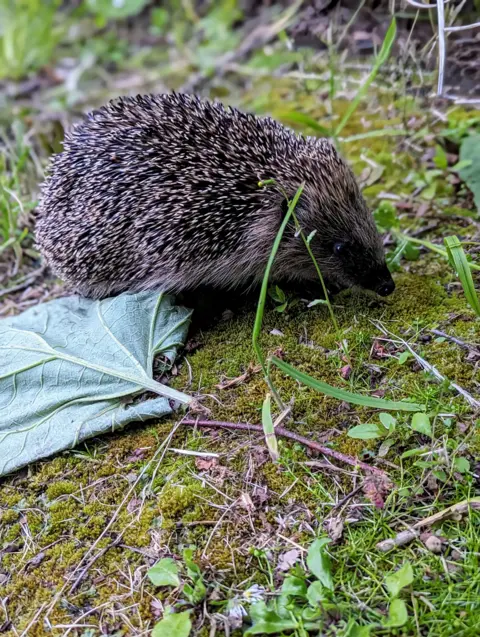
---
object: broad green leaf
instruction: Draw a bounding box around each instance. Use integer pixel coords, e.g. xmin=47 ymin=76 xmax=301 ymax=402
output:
xmin=398 ymin=351 xmax=412 ymax=364
xmin=147 ymin=558 xmax=180 ymax=587
xmin=401 ymin=446 xmax=428 ymax=459
xmin=404 ymin=243 xmax=420 ymax=261
xmin=271 ymin=357 xmax=424 ymax=412
xmin=302 ymin=606 xmax=322 ymax=621
xmin=458 ymin=134 xmax=480 ymax=212
xmin=379 ymin=413 xmax=396 ymax=431
xmin=383 ymin=598 xmax=408 ymax=627
xmin=433 ymin=145 xmax=448 ymax=170
xmin=245 ymin=619 xmax=298 ymax=635
xmin=385 ymin=562 xmax=414 ymax=598
xmin=433 ymin=469 xmax=448 ymax=482
xmin=306 ymin=581 xmax=327 ymax=607
xmin=348 ymin=423 xmax=385 ymax=440
xmin=306 ymin=538 xmax=333 ymax=591
xmin=0 ymin=292 xmax=191 ymax=476
xmin=444 ymin=236 xmax=480 ymax=316
xmin=269 ymin=285 xmax=286 ymax=303
xmin=152 ymin=610 xmax=192 ymax=637
xmin=281 ymin=576 xmax=307 ymax=597
xmin=454 ymin=457 xmax=471 ymax=473
xmin=410 ymin=413 xmax=432 ymax=437
xmin=345 ymin=621 xmax=374 ymax=637
xmin=373 ymin=200 xmax=398 ymax=231
xmin=189 ymin=578 xmax=207 ymax=604
xmin=246 ymin=602 xmax=298 ymax=635
xmin=86 ymin=0 xmax=150 ymax=19
xmin=451 ymin=159 xmax=472 ymax=172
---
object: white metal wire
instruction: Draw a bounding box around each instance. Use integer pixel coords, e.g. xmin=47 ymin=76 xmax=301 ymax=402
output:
xmin=405 ymin=0 xmax=480 ymax=99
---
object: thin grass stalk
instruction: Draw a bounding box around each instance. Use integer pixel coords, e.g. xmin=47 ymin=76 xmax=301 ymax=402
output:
xmin=334 ymin=18 xmax=396 ymax=137
xmin=290 ymin=212 xmax=344 ymax=347
xmin=252 ymin=183 xmax=305 ymax=410
xmin=395 ymin=231 xmax=480 ymax=272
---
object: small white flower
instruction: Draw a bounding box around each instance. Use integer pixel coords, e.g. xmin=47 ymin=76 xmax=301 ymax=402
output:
xmin=227 ymin=597 xmax=248 ymax=621
xmin=243 ymin=584 xmax=266 ymax=603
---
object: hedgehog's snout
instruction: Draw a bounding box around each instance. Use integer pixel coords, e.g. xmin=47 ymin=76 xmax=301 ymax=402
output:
xmin=360 ymin=264 xmax=395 ymax=297
xmin=376 ymin=278 xmax=395 ymax=297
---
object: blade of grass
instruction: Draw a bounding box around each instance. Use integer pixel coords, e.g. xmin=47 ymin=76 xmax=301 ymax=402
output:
xmin=444 ymin=235 xmax=480 ymax=316
xmin=395 ymin=232 xmax=480 ymax=272
xmin=262 ymin=393 xmax=279 ymax=462
xmin=275 ymin=111 xmax=331 ymax=136
xmin=340 ymin=129 xmax=408 ymax=143
xmin=290 ymin=212 xmax=343 ymax=345
xmin=270 ymin=356 xmax=425 ymax=411
xmin=252 ymin=183 xmax=305 ymax=409
xmin=334 ymin=18 xmax=396 ymax=137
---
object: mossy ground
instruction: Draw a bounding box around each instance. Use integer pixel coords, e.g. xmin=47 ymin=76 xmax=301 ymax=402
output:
xmin=1 ymin=8 xmax=480 ymax=637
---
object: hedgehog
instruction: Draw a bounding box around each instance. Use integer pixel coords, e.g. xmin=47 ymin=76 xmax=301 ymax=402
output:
xmin=36 ymin=92 xmax=395 ymax=301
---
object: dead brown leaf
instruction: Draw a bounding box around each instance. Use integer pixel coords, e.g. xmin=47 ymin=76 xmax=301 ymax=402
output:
xmin=216 ymin=362 xmax=261 ymax=390
xmin=277 ymin=548 xmax=300 ymax=571
xmin=325 ymin=516 xmax=344 ymax=543
xmin=363 ymin=475 xmax=393 ymax=509
xmin=195 ymin=457 xmax=218 ymax=471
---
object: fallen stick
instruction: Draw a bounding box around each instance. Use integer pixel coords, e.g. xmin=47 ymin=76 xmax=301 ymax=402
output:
xmin=181 ymin=419 xmax=388 ymax=477
xmin=376 ymin=498 xmax=480 ymax=552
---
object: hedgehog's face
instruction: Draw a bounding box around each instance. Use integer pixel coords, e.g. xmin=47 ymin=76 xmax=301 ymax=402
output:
xmin=284 ymin=167 xmax=395 ymax=297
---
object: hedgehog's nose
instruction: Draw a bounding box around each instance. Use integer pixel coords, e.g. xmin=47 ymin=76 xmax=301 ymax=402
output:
xmin=376 ymin=279 xmax=395 ymax=297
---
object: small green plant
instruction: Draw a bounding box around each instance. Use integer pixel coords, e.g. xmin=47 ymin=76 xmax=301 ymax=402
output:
xmin=245 ymin=538 xmax=334 ymax=635
xmin=268 ymin=285 xmax=288 ymax=312
xmin=152 ymin=609 xmax=191 ymax=637
xmin=147 ymin=547 xmax=206 ymax=636
xmin=348 ymin=412 xmax=397 ymax=440
xmin=0 ymin=0 xmax=63 ymax=80
xmin=382 ymin=562 xmax=413 ymax=629
xmin=409 ymin=412 xmax=432 ymax=438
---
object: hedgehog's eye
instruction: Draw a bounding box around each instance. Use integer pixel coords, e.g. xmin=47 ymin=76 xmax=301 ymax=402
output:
xmin=334 ymin=242 xmax=346 ymax=257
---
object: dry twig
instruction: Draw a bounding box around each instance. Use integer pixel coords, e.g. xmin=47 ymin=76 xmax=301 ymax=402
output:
xmin=182 ymin=419 xmax=388 ymax=477
xmin=377 ymin=498 xmax=480 ymax=552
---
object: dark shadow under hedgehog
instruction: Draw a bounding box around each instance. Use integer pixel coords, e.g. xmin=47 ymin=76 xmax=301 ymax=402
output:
xmin=36 ymin=93 xmax=395 ymax=307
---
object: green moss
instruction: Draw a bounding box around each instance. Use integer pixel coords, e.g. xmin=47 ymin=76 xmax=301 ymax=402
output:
xmin=0 ymin=508 xmax=20 ymax=524
xmin=45 ymin=480 xmax=77 ymax=500
xmin=157 ymin=485 xmax=200 ymax=527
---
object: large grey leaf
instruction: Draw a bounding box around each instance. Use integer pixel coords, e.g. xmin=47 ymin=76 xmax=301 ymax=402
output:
xmin=0 ymin=291 xmax=192 ymax=476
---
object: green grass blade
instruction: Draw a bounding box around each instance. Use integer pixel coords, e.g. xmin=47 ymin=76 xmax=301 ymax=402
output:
xmin=341 ymin=128 xmax=408 ymax=143
xmin=252 ymin=183 xmax=305 ymax=407
xmin=262 ymin=393 xmax=279 ymax=462
xmin=271 ymin=356 xmax=424 ymax=411
xmin=395 ymin=232 xmax=480 ymax=272
xmin=334 ymin=18 xmax=396 ymax=137
xmin=275 ymin=111 xmax=331 ymax=136
xmin=444 ymin=236 xmax=480 ymax=316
